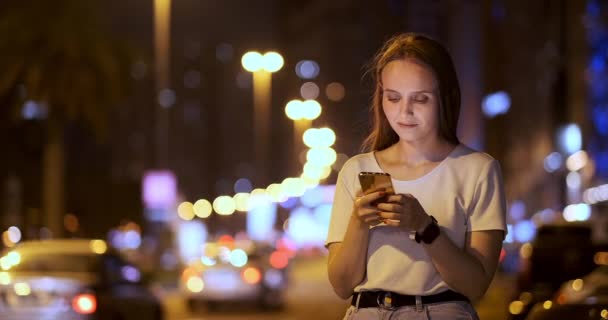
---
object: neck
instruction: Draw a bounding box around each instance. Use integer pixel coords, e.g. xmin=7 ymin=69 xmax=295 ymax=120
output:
xmin=392 ymin=137 xmax=455 ymax=165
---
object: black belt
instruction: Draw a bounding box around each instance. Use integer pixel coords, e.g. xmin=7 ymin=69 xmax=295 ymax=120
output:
xmin=351 ymin=290 xmax=469 ymax=309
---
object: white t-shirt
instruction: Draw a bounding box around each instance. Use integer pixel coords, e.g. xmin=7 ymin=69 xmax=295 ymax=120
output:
xmin=325 ymin=144 xmax=507 ymax=295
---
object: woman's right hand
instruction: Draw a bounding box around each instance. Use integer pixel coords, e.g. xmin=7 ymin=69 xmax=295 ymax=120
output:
xmin=353 ymin=189 xmax=386 ymax=226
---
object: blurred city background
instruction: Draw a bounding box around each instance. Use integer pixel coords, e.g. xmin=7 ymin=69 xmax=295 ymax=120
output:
xmin=1 ymin=0 xmax=608 ymax=319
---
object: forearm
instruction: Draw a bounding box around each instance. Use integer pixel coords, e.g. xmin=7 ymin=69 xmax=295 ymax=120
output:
xmin=423 ymin=233 xmax=494 ymax=301
xmin=328 ymin=215 xmax=370 ymax=299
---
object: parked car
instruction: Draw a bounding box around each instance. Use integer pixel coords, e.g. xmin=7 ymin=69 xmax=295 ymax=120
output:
xmin=524 ymin=263 xmax=608 ymax=319
xmin=0 ymin=239 xmax=163 ymax=320
xmin=508 ymin=223 xmax=597 ymax=320
xmin=180 ymin=239 xmax=290 ymax=311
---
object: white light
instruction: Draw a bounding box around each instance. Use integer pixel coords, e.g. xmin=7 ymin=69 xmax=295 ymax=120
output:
xmin=544 ymin=152 xmax=563 ymax=172
xmin=241 ymin=52 xmax=263 ymax=72
xmin=482 ymin=91 xmax=511 ymax=118
xmin=566 ymin=171 xmax=582 ymax=189
xmin=176 ymin=221 xmax=207 ymax=263
xmin=229 ymin=249 xmax=248 ymax=267
xmin=262 ymin=52 xmax=284 ymax=72
xmin=7 ymin=227 xmax=21 ymax=244
xmin=509 ymin=201 xmax=526 ymax=221
xmin=557 ymin=124 xmax=582 ymax=155
xmin=563 ymin=203 xmax=591 ymax=222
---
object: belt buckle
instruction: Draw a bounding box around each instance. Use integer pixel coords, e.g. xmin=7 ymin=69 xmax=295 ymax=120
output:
xmin=376 ymin=292 xmax=396 ymax=310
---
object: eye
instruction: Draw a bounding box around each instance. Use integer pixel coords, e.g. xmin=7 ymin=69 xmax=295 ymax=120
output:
xmin=413 ymin=95 xmax=429 ymax=103
xmin=386 ymin=96 xmax=400 ymax=103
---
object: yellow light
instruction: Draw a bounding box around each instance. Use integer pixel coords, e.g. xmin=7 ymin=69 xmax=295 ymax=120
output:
xmin=266 ymin=184 xmax=284 ymax=202
xmin=572 ymin=278 xmax=584 ymax=291
xmin=186 ymin=276 xmax=204 ymax=293
xmin=14 ymin=282 xmax=31 ymax=296
xmin=90 ymin=240 xmax=107 ymax=254
xmin=250 ymin=188 xmax=267 ymax=197
xmin=566 ymin=150 xmax=589 ymax=171
xmin=303 ymin=163 xmax=331 ymax=180
xmin=193 ymin=199 xmax=212 ymax=218
xmin=543 ymin=300 xmax=552 ymax=309
xmin=300 ymin=174 xmax=320 ymax=188
xmin=602 ymin=309 xmax=608 ymax=319
xmin=262 ymin=51 xmax=284 ymax=72
xmin=519 ymin=243 xmax=533 ymax=259
xmin=509 ymin=301 xmax=524 ymax=315
xmin=233 ymin=193 xmax=251 ymax=211
xmin=596 ymin=252 xmax=608 ymax=265
xmin=301 ymin=100 xmax=322 ymax=120
xmin=177 ymin=201 xmax=195 ymax=220
xmin=306 ymin=147 xmax=337 ymax=166
xmin=282 ymin=177 xmax=306 ymax=197
xmin=285 ymin=99 xmax=304 ymax=120
xmin=0 ymin=257 xmax=11 ymax=270
xmin=2 ymin=231 xmax=14 ymax=248
xmin=213 ymin=196 xmax=236 ymax=215
xmin=0 ymin=272 xmax=10 ymax=285
xmin=241 ymin=51 xmax=263 ymax=72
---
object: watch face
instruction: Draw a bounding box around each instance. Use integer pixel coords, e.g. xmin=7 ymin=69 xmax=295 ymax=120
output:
xmin=421 ymin=216 xmax=440 ymax=244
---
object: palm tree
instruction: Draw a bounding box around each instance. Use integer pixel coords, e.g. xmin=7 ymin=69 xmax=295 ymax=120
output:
xmin=0 ymin=0 xmax=135 ymax=237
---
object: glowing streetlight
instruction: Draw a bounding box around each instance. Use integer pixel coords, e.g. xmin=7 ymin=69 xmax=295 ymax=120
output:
xmin=284 ymin=99 xmax=322 ymax=175
xmin=241 ymin=51 xmax=284 ymax=186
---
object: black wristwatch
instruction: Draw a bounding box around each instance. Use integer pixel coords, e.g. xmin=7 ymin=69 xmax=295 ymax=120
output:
xmin=415 ymin=215 xmax=440 ymax=244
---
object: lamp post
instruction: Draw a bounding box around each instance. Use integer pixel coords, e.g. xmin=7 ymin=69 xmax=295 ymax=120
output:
xmin=154 ymin=0 xmax=171 ymax=168
xmin=241 ymin=51 xmax=284 ymax=186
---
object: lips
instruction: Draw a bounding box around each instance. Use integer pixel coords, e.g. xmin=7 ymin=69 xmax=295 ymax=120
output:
xmin=398 ymin=123 xmax=418 ymax=128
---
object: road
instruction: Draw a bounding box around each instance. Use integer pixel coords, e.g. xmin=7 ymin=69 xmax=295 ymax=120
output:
xmin=158 ymin=255 xmax=515 ymax=320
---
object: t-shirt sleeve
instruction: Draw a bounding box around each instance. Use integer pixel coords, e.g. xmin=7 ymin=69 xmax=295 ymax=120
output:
xmin=324 ymin=162 xmax=357 ymax=248
xmin=467 ymin=159 xmax=507 ymax=236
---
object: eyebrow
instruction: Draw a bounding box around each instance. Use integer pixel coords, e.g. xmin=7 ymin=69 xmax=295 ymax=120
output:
xmin=383 ymin=88 xmax=435 ymax=95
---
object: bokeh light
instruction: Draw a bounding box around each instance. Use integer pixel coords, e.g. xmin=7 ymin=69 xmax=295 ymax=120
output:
xmin=213 ymin=196 xmax=236 ymax=215
xmin=193 ymin=199 xmax=212 ymax=218
xmin=300 ymin=82 xmax=320 ymax=100
xmin=326 ymin=82 xmax=346 ymax=101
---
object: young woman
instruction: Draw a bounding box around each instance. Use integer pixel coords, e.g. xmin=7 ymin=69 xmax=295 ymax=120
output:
xmin=326 ymin=33 xmax=507 ymax=319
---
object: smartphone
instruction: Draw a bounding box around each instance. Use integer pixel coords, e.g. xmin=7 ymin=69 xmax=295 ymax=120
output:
xmin=358 ymin=172 xmax=395 ymax=205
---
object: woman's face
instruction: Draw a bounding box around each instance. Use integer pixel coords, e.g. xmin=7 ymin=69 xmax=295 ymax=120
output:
xmin=381 ymin=58 xmax=440 ymax=144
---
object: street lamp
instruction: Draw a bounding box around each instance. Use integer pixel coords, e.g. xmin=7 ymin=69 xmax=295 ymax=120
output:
xmin=241 ymin=51 xmax=284 ymax=186
xmin=285 ymin=99 xmax=322 ymax=175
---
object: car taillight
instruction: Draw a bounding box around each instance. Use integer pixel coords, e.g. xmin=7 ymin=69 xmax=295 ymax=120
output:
xmin=242 ymin=267 xmax=261 ymax=285
xmin=72 ymin=293 xmax=97 ymax=314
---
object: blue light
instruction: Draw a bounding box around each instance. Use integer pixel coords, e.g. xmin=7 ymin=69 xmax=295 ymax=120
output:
xmin=295 ymin=60 xmax=320 ymax=79
xmin=592 ymin=106 xmax=608 ymax=136
xmin=482 ymin=91 xmax=511 ymax=118
xmin=509 ymin=201 xmax=526 ymax=221
xmin=557 ymin=124 xmax=582 ymax=155
xmin=279 ymin=197 xmax=298 ymax=209
xmin=234 ymin=178 xmax=253 ymax=193
xmin=591 ymin=55 xmax=605 ymax=72
xmin=301 ymin=187 xmax=324 ymax=208
xmin=513 ymin=220 xmax=536 ymax=243
xmin=543 ymin=152 xmax=563 ymax=172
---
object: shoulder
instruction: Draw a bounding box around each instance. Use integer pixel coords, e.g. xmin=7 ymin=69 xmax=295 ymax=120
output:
xmin=340 ymin=152 xmax=377 ymax=174
xmin=449 ymin=144 xmax=498 ymax=169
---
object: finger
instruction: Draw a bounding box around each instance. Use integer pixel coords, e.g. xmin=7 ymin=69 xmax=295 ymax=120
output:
xmin=383 ymin=219 xmax=400 ymax=226
xmin=363 ymin=187 xmax=386 ymax=196
xmin=385 ymin=194 xmax=405 ymax=203
xmin=364 ymin=216 xmax=381 ymax=224
xmin=355 ymin=190 xmax=363 ymax=197
xmin=357 ymin=190 xmax=387 ymax=207
xmin=377 ymin=211 xmax=400 ymax=220
xmin=376 ymin=203 xmax=402 ymax=212
xmin=358 ymin=208 xmax=380 ymax=217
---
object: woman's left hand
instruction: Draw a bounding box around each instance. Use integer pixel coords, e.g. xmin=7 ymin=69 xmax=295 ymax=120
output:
xmin=376 ymin=193 xmax=432 ymax=232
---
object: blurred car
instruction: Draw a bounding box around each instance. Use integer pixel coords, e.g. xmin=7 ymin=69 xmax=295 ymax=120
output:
xmin=525 ymin=264 xmax=608 ymax=319
xmin=508 ymin=223 xmax=597 ymax=320
xmin=180 ymin=238 xmax=291 ymax=311
xmin=0 ymin=239 xmax=163 ymax=320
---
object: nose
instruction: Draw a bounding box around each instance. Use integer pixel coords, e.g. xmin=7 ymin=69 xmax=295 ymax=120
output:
xmin=401 ymin=100 xmax=414 ymax=116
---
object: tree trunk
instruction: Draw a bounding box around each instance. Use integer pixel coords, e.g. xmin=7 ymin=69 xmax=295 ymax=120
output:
xmin=42 ymin=122 xmax=64 ymax=238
